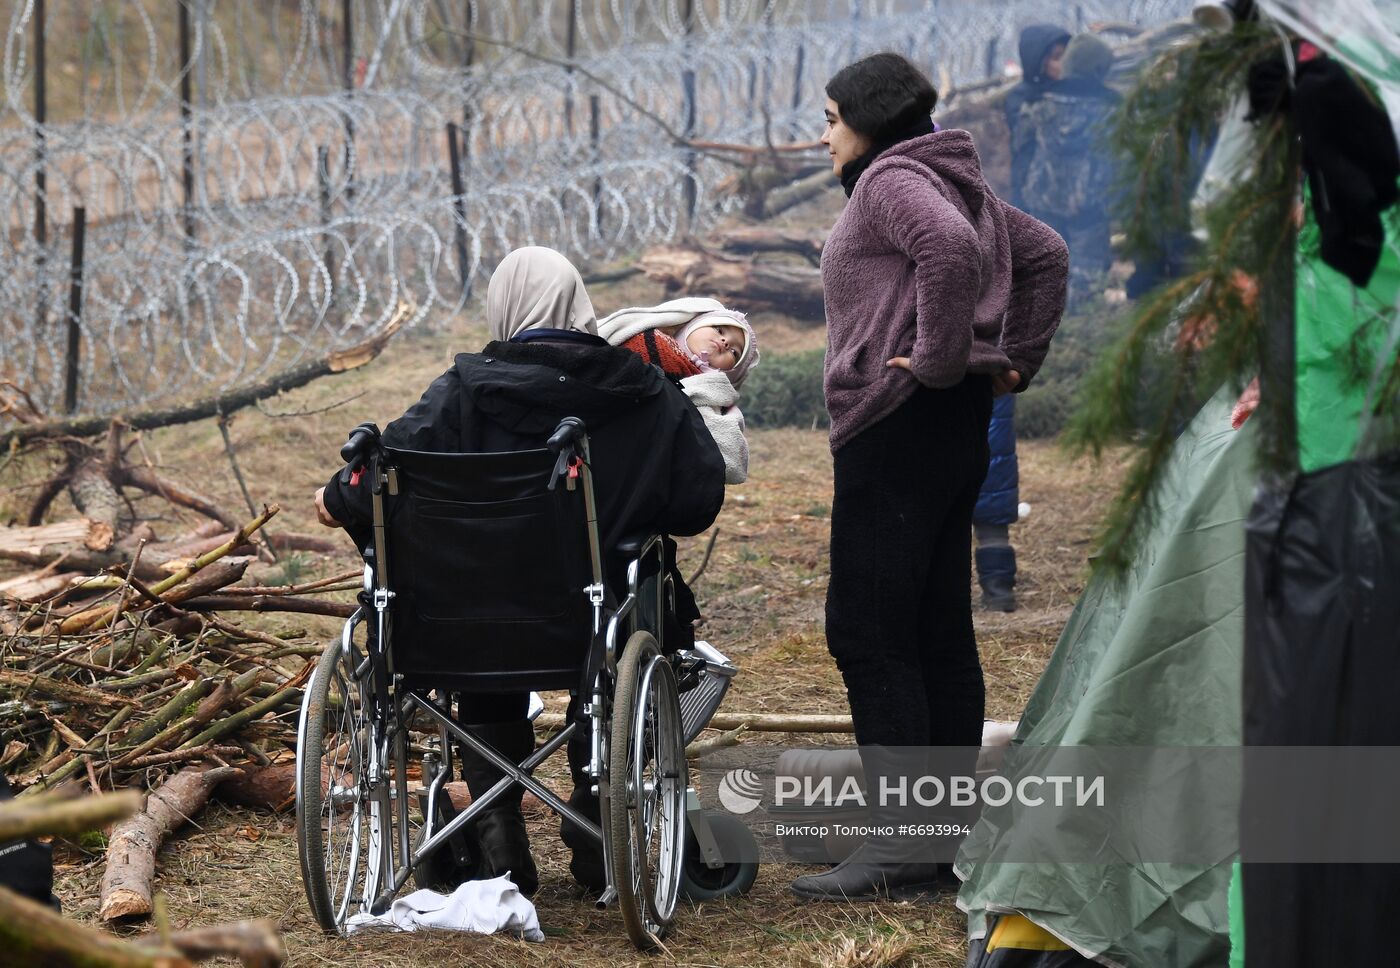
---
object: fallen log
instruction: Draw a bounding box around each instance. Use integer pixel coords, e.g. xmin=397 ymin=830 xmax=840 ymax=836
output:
xmin=764 ymin=167 xmax=839 ymax=217
xmin=152 ymin=558 xmax=252 ymax=606
xmin=638 ymin=245 xmax=825 ymax=320
xmin=0 ymin=519 xmax=101 ymax=556
xmin=68 ymin=457 xmax=122 ymax=551
xmin=265 ymin=531 xmax=340 ymax=555
xmin=0 ymin=788 xmax=141 ymax=842
xmin=99 ymin=764 xmax=243 ymax=922
xmin=0 ymin=301 xmax=410 ymax=449
xmin=712 ymin=226 xmax=825 ymax=260
xmin=215 ymin=762 xmax=299 ymax=811
xmin=0 ymin=571 xmax=72 ymax=603
xmin=1 ymin=885 xmax=286 ymax=967
xmin=537 ymin=710 xmax=855 ymax=733
xmin=179 ymin=595 xmax=357 ymax=618
xmin=164 ymin=920 xmax=286 ymax=968
xmin=686 ymin=723 xmax=748 ymax=758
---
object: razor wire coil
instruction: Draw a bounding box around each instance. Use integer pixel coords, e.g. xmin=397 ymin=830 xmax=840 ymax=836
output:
xmin=0 ymin=0 xmax=1189 ymax=418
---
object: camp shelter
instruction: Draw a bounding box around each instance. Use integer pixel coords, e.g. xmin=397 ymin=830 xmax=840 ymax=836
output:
xmin=960 ymin=2 xmax=1400 ymax=965
xmin=957 ymin=394 xmax=1254 ymax=968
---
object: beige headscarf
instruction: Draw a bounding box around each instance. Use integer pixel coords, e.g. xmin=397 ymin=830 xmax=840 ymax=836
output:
xmin=485 ymin=246 xmax=598 ymax=341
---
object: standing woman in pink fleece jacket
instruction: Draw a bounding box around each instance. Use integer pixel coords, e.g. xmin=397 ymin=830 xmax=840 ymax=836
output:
xmin=791 ymin=53 xmax=1067 ymax=902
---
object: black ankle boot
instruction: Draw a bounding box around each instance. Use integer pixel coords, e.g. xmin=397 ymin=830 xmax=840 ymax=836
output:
xmin=789 ymin=746 xmax=959 ymax=902
xmin=459 ymin=719 xmax=539 ymax=896
xmin=975 ymin=546 xmax=1017 ymax=612
xmin=559 ymin=732 xmax=606 ymax=892
xmin=789 ymin=843 xmax=953 ymax=901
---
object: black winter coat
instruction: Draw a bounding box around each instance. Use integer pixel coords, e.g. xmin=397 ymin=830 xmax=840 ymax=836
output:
xmin=322 ymin=334 xmax=726 ymax=566
xmin=1003 ymin=24 xmax=1072 ymax=209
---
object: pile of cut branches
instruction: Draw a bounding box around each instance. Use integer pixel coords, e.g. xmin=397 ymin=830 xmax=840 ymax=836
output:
xmin=0 ymin=493 xmax=354 ymax=797
xmin=0 ymin=464 xmax=363 ymax=926
xmin=0 ymin=414 xmax=363 ymax=885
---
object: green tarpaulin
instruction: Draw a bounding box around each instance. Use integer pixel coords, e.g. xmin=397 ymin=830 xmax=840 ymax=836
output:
xmin=955 ymin=393 xmax=1255 ymax=968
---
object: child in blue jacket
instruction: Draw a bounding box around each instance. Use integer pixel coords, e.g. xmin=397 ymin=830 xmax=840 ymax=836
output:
xmin=974 ymin=394 xmax=1019 ymax=611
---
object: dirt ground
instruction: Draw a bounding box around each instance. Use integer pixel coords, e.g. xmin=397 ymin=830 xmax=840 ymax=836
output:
xmin=6 ymin=240 xmax=1125 ymax=966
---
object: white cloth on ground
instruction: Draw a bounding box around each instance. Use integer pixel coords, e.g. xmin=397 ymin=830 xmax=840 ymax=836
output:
xmin=680 ymin=370 xmax=749 ymax=484
xmin=344 ymin=874 xmax=545 ymax=942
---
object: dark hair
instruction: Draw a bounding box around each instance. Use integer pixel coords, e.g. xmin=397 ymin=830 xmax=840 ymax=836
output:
xmin=825 ymin=52 xmax=938 ymax=141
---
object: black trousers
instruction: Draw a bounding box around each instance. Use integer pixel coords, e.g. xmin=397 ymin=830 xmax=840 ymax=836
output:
xmin=825 ymin=376 xmax=993 ymax=750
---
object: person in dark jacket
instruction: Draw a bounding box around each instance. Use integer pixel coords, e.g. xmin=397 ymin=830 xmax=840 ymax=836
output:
xmin=795 ymin=53 xmax=1066 ymax=902
xmin=315 ymin=246 xmax=726 ymax=896
xmin=1004 ymin=23 xmax=1072 ymax=212
xmin=1016 ymin=34 xmax=1123 ymax=304
xmin=973 ymin=394 xmax=1019 ymax=611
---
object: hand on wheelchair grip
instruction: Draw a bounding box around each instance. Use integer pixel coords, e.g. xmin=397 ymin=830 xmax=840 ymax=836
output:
xmin=314 ymin=487 xmax=342 ymax=528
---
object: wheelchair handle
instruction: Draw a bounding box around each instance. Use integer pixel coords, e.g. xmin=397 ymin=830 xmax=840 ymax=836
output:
xmin=338 ymin=422 xmax=382 ymax=484
xmin=546 ymin=416 xmax=585 ymax=454
xmin=546 ymin=418 xmax=586 ymax=492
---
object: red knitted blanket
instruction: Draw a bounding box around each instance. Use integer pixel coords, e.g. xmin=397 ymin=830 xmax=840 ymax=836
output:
xmin=622 ymin=331 xmax=703 ymax=380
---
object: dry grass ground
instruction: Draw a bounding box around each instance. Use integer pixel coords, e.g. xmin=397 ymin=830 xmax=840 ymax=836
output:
xmin=8 ymin=267 xmax=1126 ymax=967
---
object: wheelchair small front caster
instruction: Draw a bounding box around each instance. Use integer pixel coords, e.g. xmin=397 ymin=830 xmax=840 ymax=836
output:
xmin=680 ymin=811 xmax=759 ymax=901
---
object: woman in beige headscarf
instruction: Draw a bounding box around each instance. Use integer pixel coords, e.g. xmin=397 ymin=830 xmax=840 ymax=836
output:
xmin=313 ymin=244 xmax=725 ymax=897
xmin=486 ymin=245 xmax=598 ymax=340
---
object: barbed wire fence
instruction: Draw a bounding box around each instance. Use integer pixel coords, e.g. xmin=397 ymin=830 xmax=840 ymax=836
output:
xmin=0 ymin=0 xmax=1189 ymax=421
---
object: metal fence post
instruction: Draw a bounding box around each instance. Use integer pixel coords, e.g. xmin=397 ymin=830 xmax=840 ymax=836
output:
xmin=63 ymin=207 xmax=88 ymax=415
xmin=564 ymin=0 xmax=577 ymax=138
xmin=761 ymin=0 xmax=774 ymax=144
xmin=461 ymin=0 xmax=475 ymax=209
xmin=33 ymin=0 xmax=47 ymax=333
xmin=590 ymin=93 xmax=602 ymax=235
xmin=317 ymin=145 xmax=334 ymax=301
xmin=179 ymin=0 xmax=196 ymax=245
xmin=849 ymin=0 xmax=861 ymax=62
xmin=681 ymin=0 xmax=697 ymax=224
xmin=342 ymin=0 xmax=356 ymax=207
xmin=790 ymin=42 xmax=805 ymax=141
xmin=446 ymin=123 xmax=471 ymax=297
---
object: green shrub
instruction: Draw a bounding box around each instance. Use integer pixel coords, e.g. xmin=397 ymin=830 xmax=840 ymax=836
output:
xmin=742 ymin=347 xmax=829 ymax=430
xmin=739 ymin=301 xmax=1146 ymax=439
xmin=1018 ymin=306 xmax=1109 ymax=439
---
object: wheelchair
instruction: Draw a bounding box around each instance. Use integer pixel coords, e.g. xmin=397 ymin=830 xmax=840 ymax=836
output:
xmin=295 ymin=417 xmax=754 ymax=949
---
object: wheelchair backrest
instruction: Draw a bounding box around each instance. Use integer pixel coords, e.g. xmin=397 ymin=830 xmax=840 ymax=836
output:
xmin=380 ymin=445 xmax=596 ymax=692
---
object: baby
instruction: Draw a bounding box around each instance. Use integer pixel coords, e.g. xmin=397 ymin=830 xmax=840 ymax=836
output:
xmin=598 ymin=298 xmax=759 ymax=483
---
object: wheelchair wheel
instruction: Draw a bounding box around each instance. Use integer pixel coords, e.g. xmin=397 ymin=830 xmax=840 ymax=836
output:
xmin=609 ymin=630 xmax=687 ymax=950
xmin=680 ymin=812 xmax=760 ymax=901
xmin=297 ymin=637 xmax=378 ymax=934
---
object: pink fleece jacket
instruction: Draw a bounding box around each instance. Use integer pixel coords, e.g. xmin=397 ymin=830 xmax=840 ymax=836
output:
xmin=820 ymin=129 xmax=1068 ymax=451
